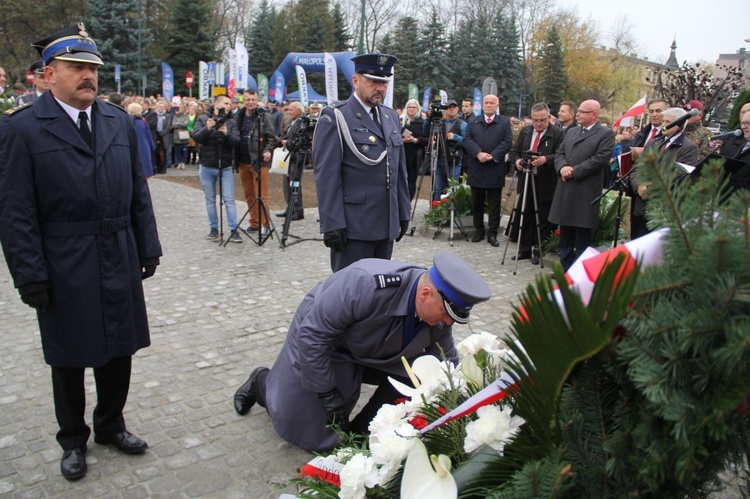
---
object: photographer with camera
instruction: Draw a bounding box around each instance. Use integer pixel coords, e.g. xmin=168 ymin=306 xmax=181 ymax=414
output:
xmin=192 ymin=95 xmax=242 ymax=242
xmin=235 ymin=89 xmax=278 ymax=233
xmin=424 ymin=99 xmax=466 ymax=201
xmin=508 ymin=103 xmax=565 ymax=264
xmin=276 ymin=101 xmax=311 ymax=221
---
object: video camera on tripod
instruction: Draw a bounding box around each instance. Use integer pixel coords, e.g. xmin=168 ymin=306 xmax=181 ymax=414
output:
xmin=521 ymin=150 xmax=542 ymax=169
xmin=293 ymin=115 xmax=317 ymax=149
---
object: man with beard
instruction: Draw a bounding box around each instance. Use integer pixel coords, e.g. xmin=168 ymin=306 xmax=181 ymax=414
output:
xmin=313 ymin=53 xmax=410 ymax=272
xmin=0 ymin=23 xmax=162 ymax=480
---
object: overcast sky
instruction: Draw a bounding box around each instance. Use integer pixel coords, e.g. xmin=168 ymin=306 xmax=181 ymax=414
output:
xmin=555 ymin=0 xmax=749 ymax=64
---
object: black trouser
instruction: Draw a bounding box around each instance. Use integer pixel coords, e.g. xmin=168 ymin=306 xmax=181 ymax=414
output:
xmin=471 ymin=186 xmax=503 ymax=236
xmin=348 ymin=369 xmax=410 ymax=435
xmin=51 ymin=356 xmax=131 ymax=450
xmin=559 ymin=225 xmax=592 ymax=270
xmin=330 ymin=239 xmax=394 ymax=273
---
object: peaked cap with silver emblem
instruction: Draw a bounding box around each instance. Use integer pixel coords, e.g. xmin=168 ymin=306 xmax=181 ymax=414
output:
xmin=32 ymin=22 xmax=103 ymax=66
xmin=428 ymin=252 xmax=491 ymax=324
xmin=351 ymin=53 xmax=397 ymax=82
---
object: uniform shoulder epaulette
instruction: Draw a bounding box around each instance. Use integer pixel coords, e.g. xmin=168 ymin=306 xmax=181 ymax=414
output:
xmin=374 ymin=274 xmax=402 ymax=289
xmin=3 ymin=102 xmax=31 ymax=116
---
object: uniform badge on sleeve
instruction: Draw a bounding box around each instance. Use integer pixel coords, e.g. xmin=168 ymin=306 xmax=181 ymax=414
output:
xmin=374 ymin=274 xmax=402 ymax=289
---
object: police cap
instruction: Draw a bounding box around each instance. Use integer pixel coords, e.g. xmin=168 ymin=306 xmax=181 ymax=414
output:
xmin=428 ymin=252 xmax=491 ymax=324
xmin=351 ymin=53 xmax=397 ymax=82
xmin=29 ymin=60 xmax=45 ymax=74
xmin=32 ymin=22 xmax=103 ymax=66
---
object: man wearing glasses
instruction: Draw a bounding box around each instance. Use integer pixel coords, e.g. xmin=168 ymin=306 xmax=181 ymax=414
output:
xmin=549 ymin=99 xmax=616 ymax=269
xmin=721 ymin=112 xmax=750 ymax=190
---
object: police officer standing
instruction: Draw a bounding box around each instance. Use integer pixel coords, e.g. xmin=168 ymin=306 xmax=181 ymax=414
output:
xmin=0 ymin=23 xmax=162 ymax=480
xmin=17 ymin=61 xmax=49 ymax=105
xmin=232 ymin=252 xmax=491 ymax=453
xmin=313 ymin=53 xmax=410 ymax=272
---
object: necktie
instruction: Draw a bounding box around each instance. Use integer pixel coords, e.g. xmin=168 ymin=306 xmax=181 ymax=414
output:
xmin=739 ymin=141 xmax=750 ymax=156
xmin=581 ymin=127 xmax=588 ymax=136
xmin=486 ymin=116 xmax=492 ymax=125
xmin=78 ymin=111 xmax=92 ymax=147
xmin=370 ymin=107 xmax=382 ymax=134
xmin=531 ymin=132 xmax=541 ymax=152
xmin=647 ymin=127 xmax=658 ymax=144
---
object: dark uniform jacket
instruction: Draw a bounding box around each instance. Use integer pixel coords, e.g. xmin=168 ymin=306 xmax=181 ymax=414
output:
xmin=312 ymin=96 xmax=410 ymax=241
xmin=549 ymin=123 xmax=616 ymax=229
xmin=264 ymin=258 xmax=458 ymax=453
xmin=463 ymin=114 xmax=514 ymax=189
xmin=0 ymin=92 xmax=162 ymax=367
xmin=629 ymin=133 xmax=700 ymax=216
xmin=508 ymin=124 xmax=566 ymax=202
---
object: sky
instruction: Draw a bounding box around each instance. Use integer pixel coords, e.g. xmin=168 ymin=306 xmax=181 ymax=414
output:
xmin=555 ymin=0 xmax=750 ymax=65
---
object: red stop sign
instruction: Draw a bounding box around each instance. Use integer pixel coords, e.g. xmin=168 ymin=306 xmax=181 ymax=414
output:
xmin=186 ymin=71 xmax=194 ymax=89
xmin=26 ymin=71 xmax=34 ymax=83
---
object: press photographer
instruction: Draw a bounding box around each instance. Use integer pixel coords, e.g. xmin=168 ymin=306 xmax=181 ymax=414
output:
xmin=423 ymin=99 xmax=466 ymax=201
xmin=235 ymin=89 xmax=278 ymax=233
xmin=276 ymin=101 xmax=314 ymax=221
xmin=192 ymin=95 xmax=242 ymax=242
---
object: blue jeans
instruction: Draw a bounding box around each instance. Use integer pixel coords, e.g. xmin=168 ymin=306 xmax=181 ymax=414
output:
xmin=174 ymin=143 xmax=188 ymax=164
xmin=433 ymin=160 xmax=462 ymax=201
xmin=199 ymin=165 xmax=237 ymax=230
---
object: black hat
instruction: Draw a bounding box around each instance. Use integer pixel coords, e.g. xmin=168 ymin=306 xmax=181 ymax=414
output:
xmin=29 ymin=60 xmax=45 ymax=74
xmin=428 ymin=252 xmax=491 ymax=324
xmin=32 ymin=22 xmax=103 ymax=66
xmin=351 ymin=53 xmax=397 ymax=82
xmin=446 ymin=100 xmax=458 ymax=107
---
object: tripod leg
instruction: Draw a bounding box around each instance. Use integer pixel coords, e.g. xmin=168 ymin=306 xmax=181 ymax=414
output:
xmin=501 ymin=170 xmax=526 ymax=264
xmin=409 ymin=172 xmax=425 ymax=236
xmin=502 ymin=170 xmax=518 ymax=230
xmin=512 ymin=171 xmax=533 ymax=276
xmin=530 ymin=173 xmax=544 ymax=268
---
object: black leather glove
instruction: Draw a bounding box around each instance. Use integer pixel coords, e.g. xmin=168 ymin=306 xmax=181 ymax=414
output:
xmin=396 ymin=221 xmax=409 ymax=242
xmin=141 ymin=265 xmax=157 ymax=280
xmin=317 ymin=388 xmax=350 ymax=432
xmin=323 ymin=229 xmax=347 ymax=253
xmin=21 ymin=288 xmax=50 ymax=311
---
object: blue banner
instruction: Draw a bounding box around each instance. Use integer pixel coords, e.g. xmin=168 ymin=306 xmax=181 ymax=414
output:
xmin=472 ymin=88 xmax=482 ymax=116
xmin=422 ymin=87 xmax=432 ymax=113
xmin=273 ymin=73 xmax=286 ymax=103
xmin=161 ymin=62 xmax=174 ymax=100
xmin=114 ymin=65 xmax=121 ymax=83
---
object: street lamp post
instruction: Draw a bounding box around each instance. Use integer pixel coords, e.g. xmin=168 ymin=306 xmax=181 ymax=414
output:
xmin=357 ymin=0 xmax=365 ymax=54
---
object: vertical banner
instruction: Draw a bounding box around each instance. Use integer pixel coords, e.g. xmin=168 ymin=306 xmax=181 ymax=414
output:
xmin=295 ymin=65 xmax=309 ymax=107
xmin=161 ymin=62 xmax=174 ymax=101
xmin=215 ymin=62 xmax=225 ymax=87
xmin=472 ymin=88 xmax=482 ymax=116
xmin=236 ymin=41 xmax=248 ymax=92
xmin=227 ymin=49 xmax=237 ymax=98
xmin=439 ymin=89 xmax=448 ymax=105
xmin=199 ymin=61 xmax=209 ymax=100
xmin=408 ymin=84 xmax=418 ymax=102
xmin=421 ymin=87 xmax=432 ymax=113
xmin=114 ymin=64 xmax=121 ymax=94
xmin=273 ymin=73 xmax=286 ymax=103
xmin=207 ymin=61 xmax=216 ymax=85
xmin=384 ymin=69 xmax=394 ymax=109
xmin=257 ymin=74 xmax=269 ymax=104
xmin=323 ymin=52 xmax=338 ymax=105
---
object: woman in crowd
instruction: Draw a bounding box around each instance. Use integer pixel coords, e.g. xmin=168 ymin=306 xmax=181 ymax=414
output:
xmin=127 ymin=102 xmax=156 ymax=178
xmin=172 ymin=103 xmax=190 ymax=170
xmin=400 ymin=99 xmax=427 ymax=200
xmin=187 ymin=101 xmax=200 ymax=165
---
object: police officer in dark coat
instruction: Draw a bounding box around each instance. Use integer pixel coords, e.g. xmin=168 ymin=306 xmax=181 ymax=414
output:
xmin=312 ymin=53 xmax=410 ymax=272
xmin=17 ymin=60 xmax=48 ymax=105
xmin=0 ymin=23 xmax=162 ymax=481
xmin=463 ymin=94 xmax=514 ymax=247
xmin=233 ymin=252 xmax=491 ymax=453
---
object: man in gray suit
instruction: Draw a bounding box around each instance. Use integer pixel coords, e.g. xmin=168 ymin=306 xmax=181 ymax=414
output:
xmin=549 ymin=99 xmax=615 ymax=269
xmin=232 ymin=253 xmax=491 ymax=453
xmin=312 ymin=53 xmax=410 ymax=272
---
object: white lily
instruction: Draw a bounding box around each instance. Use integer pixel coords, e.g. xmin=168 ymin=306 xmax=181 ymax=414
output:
xmin=389 ymin=356 xmax=453 ymax=401
xmin=400 ymin=438 xmax=457 ymax=499
xmin=463 ymin=404 xmax=525 ymax=454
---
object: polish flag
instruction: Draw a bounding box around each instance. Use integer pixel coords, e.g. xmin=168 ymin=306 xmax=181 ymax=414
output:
xmin=613 ymin=95 xmax=647 ymax=127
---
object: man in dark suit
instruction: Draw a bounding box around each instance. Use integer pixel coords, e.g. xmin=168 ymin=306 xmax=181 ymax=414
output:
xmin=549 ymin=99 xmax=616 ymax=269
xmin=276 ymin=100 xmax=306 ymax=220
xmin=630 ymin=98 xmax=668 ymax=161
xmin=720 ymin=112 xmax=750 ymax=190
xmin=463 ymin=94 xmax=514 ymax=247
xmin=312 ymin=53 xmax=410 ymax=272
xmin=508 ymin=103 xmax=565 ymax=264
xmin=17 ymin=61 xmax=49 ymax=105
xmin=556 ymin=101 xmax=578 ymax=133
xmin=629 ymin=107 xmax=700 ymax=238
xmin=0 ymin=23 xmax=162 ymax=481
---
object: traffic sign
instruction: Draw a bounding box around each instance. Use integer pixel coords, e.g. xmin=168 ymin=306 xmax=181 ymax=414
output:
xmin=186 ymin=71 xmax=194 ymax=89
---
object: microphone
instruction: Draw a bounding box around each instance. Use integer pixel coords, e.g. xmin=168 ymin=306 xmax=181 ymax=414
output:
xmin=710 ymin=129 xmax=743 ymax=141
xmin=663 ymin=108 xmax=700 ymax=131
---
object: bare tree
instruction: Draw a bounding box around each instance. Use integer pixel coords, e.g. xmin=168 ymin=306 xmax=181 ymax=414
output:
xmin=607 ymin=13 xmax=639 ymax=56
xmin=508 ymin=0 xmax=554 ymax=61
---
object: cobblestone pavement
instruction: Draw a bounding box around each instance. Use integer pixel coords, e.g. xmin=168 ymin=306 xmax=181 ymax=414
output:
xmin=0 ymin=175 xmax=554 ymax=498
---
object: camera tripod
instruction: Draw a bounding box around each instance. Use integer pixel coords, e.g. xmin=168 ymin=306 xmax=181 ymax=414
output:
xmin=226 ymin=110 xmax=280 ymax=247
xmin=409 ymin=118 xmax=468 ymax=244
xmin=591 ymin=164 xmax=637 ymax=248
xmin=501 ymin=160 xmax=544 ymax=275
xmin=280 ymin=147 xmax=320 ymax=248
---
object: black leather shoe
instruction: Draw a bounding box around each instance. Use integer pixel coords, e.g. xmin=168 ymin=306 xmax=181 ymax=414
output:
xmin=234 ymin=367 xmax=268 ymax=415
xmin=61 ymin=447 xmax=87 ymax=480
xmin=95 ymin=431 xmax=148 ymax=454
xmin=275 ymin=210 xmax=288 ymax=218
xmin=487 ymin=236 xmax=500 ymax=247
xmin=531 ymin=250 xmax=540 ymax=265
xmin=471 ymin=232 xmax=485 ymax=243
xmin=290 ymin=213 xmax=304 ymax=221
xmin=511 ymin=252 xmax=532 ymax=261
